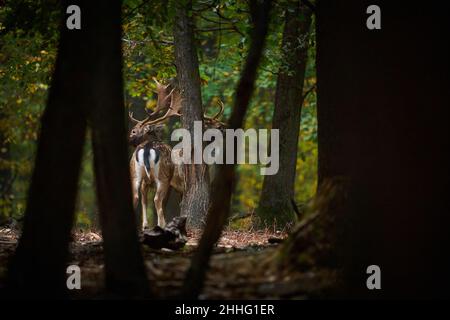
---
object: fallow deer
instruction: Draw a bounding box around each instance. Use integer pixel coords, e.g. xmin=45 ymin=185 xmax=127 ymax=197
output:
xmin=129 ymin=78 xmax=224 ymax=229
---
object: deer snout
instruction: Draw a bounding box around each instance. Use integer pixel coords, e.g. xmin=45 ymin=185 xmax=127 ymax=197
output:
xmin=129 ymin=135 xmax=140 ymax=147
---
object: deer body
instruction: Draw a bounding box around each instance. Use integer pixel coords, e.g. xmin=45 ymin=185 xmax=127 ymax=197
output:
xmin=129 ymin=78 xmax=224 ymax=230
xmin=130 ymin=141 xmax=184 ymax=229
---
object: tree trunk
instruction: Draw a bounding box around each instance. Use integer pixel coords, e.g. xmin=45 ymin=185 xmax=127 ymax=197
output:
xmin=165 ymin=118 xmax=182 ymax=222
xmin=181 ymin=0 xmax=272 ymax=298
xmin=0 ymin=110 xmax=12 ymax=224
xmin=257 ymin=2 xmax=312 ymax=228
xmin=7 ymin=0 xmax=88 ymax=297
xmin=316 ymin=0 xmax=450 ymax=297
xmin=173 ymin=0 xmax=210 ymax=229
xmin=87 ymin=1 xmax=149 ymax=296
xmin=7 ymin=0 xmax=148 ymax=297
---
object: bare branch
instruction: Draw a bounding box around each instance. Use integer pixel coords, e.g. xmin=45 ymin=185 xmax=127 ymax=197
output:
xmin=195 ymin=27 xmax=240 ymax=33
xmin=122 ymin=38 xmax=173 ymax=46
xmin=122 ymin=0 xmax=154 ymax=22
xmin=302 ymin=84 xmax=316 ymax=100
xmin=192 ymin=0 xmax=219 ymax=12
xmin=197 ymin=14 xmax=229 ymax=25
xmin=214 ymin=9 xmax=245 ymax=36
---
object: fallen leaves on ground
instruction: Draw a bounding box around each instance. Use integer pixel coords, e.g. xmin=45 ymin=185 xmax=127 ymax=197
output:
xmin=0 ymin=227 xmax=336 ymax=299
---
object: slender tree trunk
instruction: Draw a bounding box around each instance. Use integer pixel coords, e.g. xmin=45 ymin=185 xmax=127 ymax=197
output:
xmin=181 ymin=0 xmax=272 ymax=298
xmin=257 ymin=2 xmax=312 ymax=228
xmin=316 ymin=0 xmax=450 ymax=297
xmin=173 ymin=0 xmax=210 ymax=229
xmin=8 ymin=0 xmax=148 ymax=297
xmin=0 ymin=110 xmax=12 ymax=224
xmin=87 ymin=1 xmax=149 ymax=296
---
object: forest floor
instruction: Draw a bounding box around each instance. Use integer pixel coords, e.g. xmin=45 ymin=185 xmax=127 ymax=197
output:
xmin=0 ymin=227 xmax=336 ymax=299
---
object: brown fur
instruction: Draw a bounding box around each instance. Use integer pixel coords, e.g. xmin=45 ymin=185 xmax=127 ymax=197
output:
xmin=130 ymin=141 xmax=184 ymax=229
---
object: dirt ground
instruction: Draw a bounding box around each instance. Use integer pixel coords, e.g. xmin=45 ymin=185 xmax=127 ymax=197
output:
xmin=0 ymin=227 xmax=336 ymax=299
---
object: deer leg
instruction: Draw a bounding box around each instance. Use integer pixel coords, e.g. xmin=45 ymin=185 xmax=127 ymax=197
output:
xmin=154 ymin=181 xmax=169 ymax=228
xmin=131 ymin=163 xmax=142 ymax=210
xmin=132 ymin=181 xmax=140 ymax=210
xmin=140 ymin=182 xmax=149 ymax=230
xmin=131 ymin=161 xmax=148 ymax=230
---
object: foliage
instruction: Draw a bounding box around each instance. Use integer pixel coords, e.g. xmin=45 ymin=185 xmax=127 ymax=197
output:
xmin=0 ymin=0 xmax=317 ymax=229
xmin=0 ymin=3 xmax=58 ymax=221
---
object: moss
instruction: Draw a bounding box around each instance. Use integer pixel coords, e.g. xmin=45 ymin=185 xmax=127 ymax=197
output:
xmin=229 ymin=216 xmax=253 ymax=230
xmin=256 ymin=200 xmax=296 ymax=230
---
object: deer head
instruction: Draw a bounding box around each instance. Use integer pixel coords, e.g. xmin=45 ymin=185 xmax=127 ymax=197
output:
xmin=129 ymin=79 xmax=182 ymax=146
xmin=128 ymin=79 xmax=225 ymax=146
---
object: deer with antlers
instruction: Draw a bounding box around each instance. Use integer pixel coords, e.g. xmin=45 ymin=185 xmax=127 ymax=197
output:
xmin=129 ymin=78 xmax=224 ymax=229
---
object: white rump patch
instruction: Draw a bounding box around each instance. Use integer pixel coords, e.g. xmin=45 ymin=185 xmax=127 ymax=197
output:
xmin=149 ymin=149 xmax=157 ymax=162
xmin=137 ymin=149 xmax=145 ymax=165
xmin=137 ymin=148 xmax=158 ymax=178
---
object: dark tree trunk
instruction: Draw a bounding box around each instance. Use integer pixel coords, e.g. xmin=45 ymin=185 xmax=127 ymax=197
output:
xmin=87 ymin=1 xmax=149 ymax=296
xmin=0 ymin=110 xmax=12 ymax=224
xmin=181 ymin=0 xmax=272 ymax=298
xmin=257 ymin=2 xmax=312 ymax=228
xmin=173 ymin=0 xmax=210 ymax=229
xmin=164 ymin=188 xmax=182 ymax=222
xmin=7 ymin=1 xmax=88 ymax=296
xmin=7 ymin=0 xmax=148 ymax=297
xmin=316 ymin=0 xmax=450 ymax=297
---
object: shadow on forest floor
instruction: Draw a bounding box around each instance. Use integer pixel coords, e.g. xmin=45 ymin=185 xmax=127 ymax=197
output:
xmin=0 ymin=227 xmax=336 ymax=299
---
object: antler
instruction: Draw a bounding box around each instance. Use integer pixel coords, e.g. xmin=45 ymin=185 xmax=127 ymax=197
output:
xmin=128 ymin=111 xmax=140 ymax=124
xmin=148 ymin=78 xmax=173 ymax=116
xmin=203 ymin=100 xmax=226 ymax=128
xmin=141 ymin=89 xmax=183 ymax=126
xmin=149 ymin=87 xmax=175 ymax=116
xmin=131 ymin=77 xmax=224 ymax=129
xmin=129 ymin=78 xmax=179 ymax=125
xmin=204 ymin=100 xmax=224 ymax=121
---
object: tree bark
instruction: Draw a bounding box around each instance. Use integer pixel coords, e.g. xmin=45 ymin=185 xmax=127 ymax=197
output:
xmin=7 ymin=0 xmax=149 ymax=297
xmin=316 ymin=0 xmax=450 ymax=297
xmin=257 ymin=2 xmax=312 ymax=228
xmin=181 ymin=0 xmax=272 ymax=298
xmin=87 ymin=1 xmax=149 ymax=296
xmin=173 ymin=0 xmax=210 ymax=229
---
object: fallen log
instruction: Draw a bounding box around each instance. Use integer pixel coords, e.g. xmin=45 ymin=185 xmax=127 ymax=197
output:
xmin=142 ymin=216 xmax=187 ymax=250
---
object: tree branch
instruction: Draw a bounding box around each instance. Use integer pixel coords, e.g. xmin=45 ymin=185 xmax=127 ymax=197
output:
xmin=301 ymin=0 xmax=316 ymax=13
xmin=122 ymin=0 xmax=154 ymax=21
xmin=302 ymin=84 xmax=316 ymax=100
xmin=122 ymin=38 xmax=173 ymax=46
xmin=195 ymin=27 xmax=239 ymax=33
